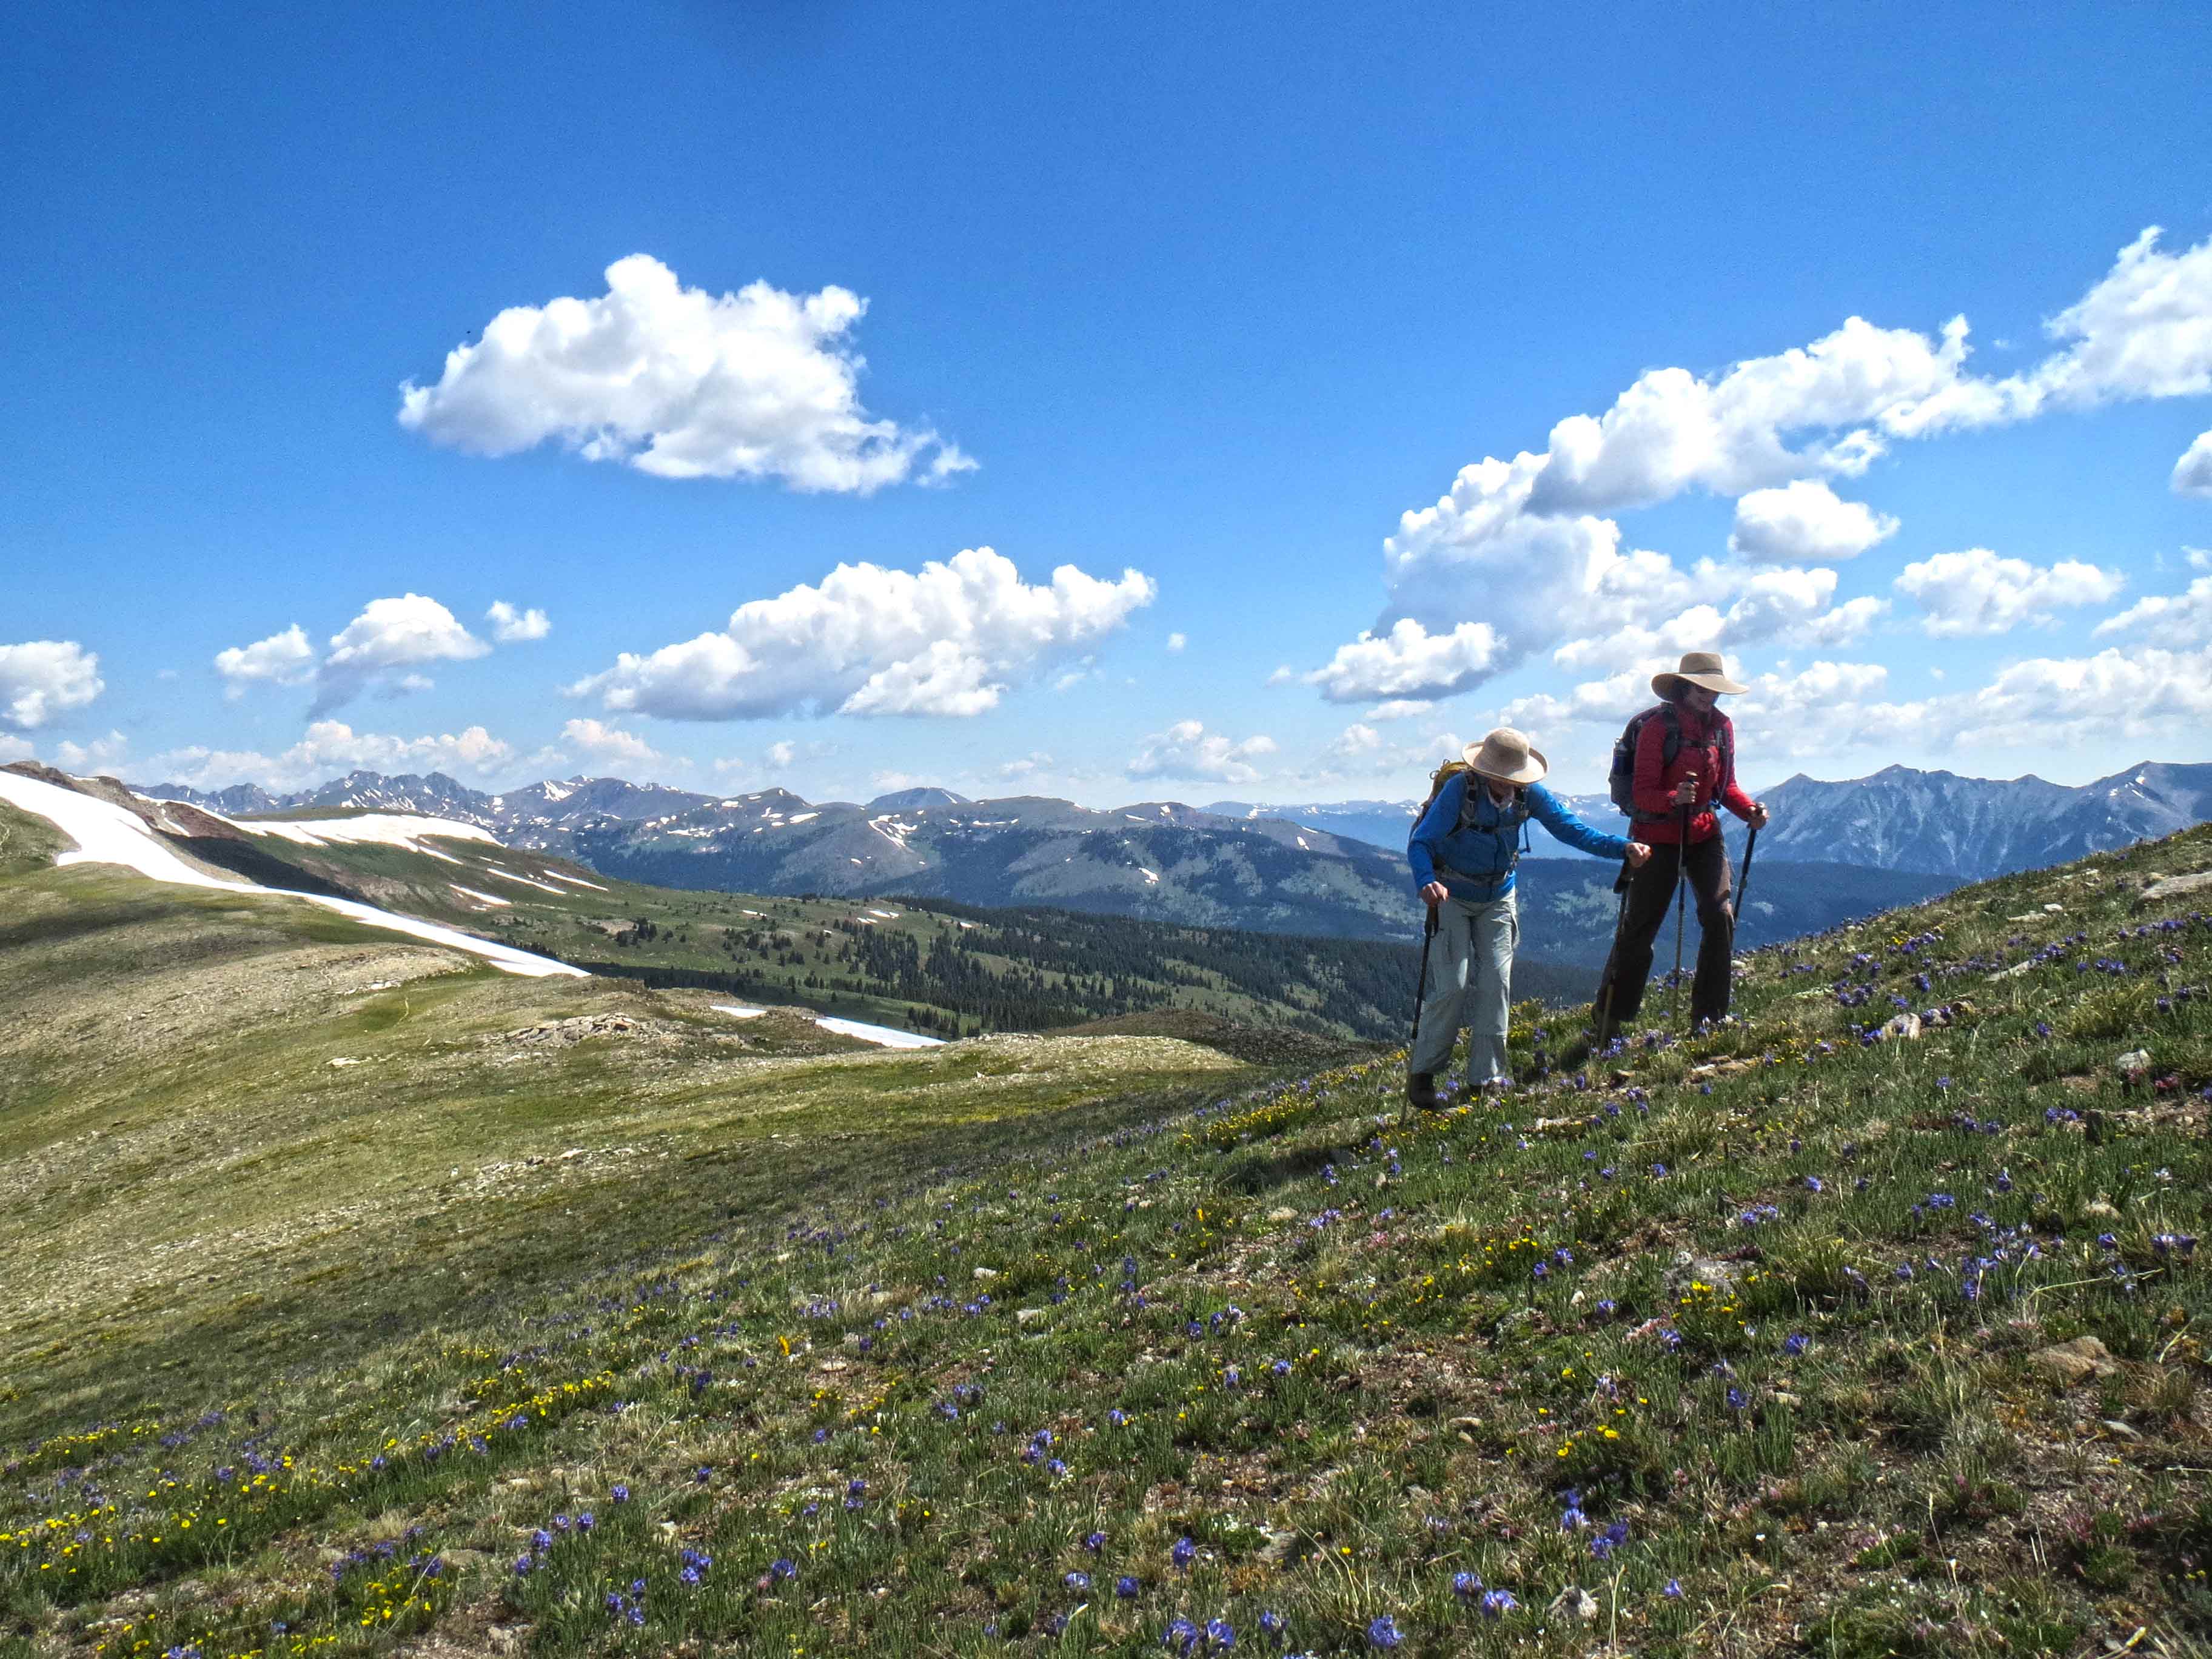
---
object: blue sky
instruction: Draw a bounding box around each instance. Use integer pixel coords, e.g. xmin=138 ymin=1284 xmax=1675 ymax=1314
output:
xmin=5 ymin=1 xmax=2210 ymax=806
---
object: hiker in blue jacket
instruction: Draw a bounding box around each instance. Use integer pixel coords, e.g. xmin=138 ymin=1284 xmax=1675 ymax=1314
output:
xmin=1406 ymin=727 xmax=1651 ymax=1108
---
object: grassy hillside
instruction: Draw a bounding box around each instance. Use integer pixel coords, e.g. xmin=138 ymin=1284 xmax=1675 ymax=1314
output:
xmin=1 ymin=813 xmax=2208 ymax=1657
xmin=1508 ymin=856 xmax=1960 ymax=967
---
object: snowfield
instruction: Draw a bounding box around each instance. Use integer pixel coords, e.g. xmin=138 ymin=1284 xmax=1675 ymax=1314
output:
xmin=227 ymin=811 xmax=502 ymax=856
xmin=0 ymin=771 xmax=585 ymax=979
xmin=481 ymin=866 xmax=570 ymax=895
xmin=710 ymin=1002 xmax=945 ymax=1049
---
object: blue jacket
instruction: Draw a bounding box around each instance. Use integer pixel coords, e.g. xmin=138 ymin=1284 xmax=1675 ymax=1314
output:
xmin=1407 ymin=776 xmax=1630 ymax=902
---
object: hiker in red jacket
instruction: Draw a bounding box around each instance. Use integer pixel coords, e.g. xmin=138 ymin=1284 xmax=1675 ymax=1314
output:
xmin=1591 ymin=652 xmax=1771 ymax=1035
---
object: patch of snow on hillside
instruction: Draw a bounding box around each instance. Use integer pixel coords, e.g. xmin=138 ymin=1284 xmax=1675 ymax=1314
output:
xmin=7 ymin=774 xmax=238 ymax=891
xmin=541 ymin=870 xmax=608 ymax=890
xmin=1296 ymin=835 xmax=1309 ymax=849
xmin=708 ymin=1003 xmax=945 ymax=1048
xmin=450 ymin=885 xmax=512 ymax=907
xmin=868 ymin=908 xmax=901 ymax=919
xmin=816 ymin=1015 xmax=943 ymax=1048
xmin=542 ymin=781 xmax=574 ymax=802
xmin=1138 ymin=868 xmax=1160 ymax=883
xmin=478 ymin=866 xmax=569 ymax=894
xmin=788 ymin=811 xmax=818 ymax=823
xmin=0 ymin=772 xmax=582 ymax=979
xmin=243 ymin=811 xmax=501 ymax=857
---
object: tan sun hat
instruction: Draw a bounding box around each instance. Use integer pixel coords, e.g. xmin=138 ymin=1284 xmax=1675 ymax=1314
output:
xmin=1651 ymin=651 xmax=1749 ymax=699
xmin=1463 ymin=726 xmax=1547 ymax=786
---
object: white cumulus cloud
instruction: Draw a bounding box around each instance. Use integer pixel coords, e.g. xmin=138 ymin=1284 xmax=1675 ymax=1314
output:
xmin=2016 ymin=227 xmax=2212 ymax=409
xmin=1127 ymin=720 xmax=1276 ymax=785
xmin=1954 ymin=645 xmax=2212 ymax=748
xmin=314 ymin=594 xmax=489 ymax=712
xmin=2094 ymin=574 xmax=2212 ymax=644
xmin=147 ymin=720 xmax=519 ymax=793
xmin=53 ymin=730 xmax=129 ymax=774
xmin=1720 ymin=567 xmax=1887 ymax=648
xmin=0 ymin=640 xmax=103 ymax=731
xmin=1165 ymin=632 xmax=1187 ymax=653
xmin=1549 ymin=564 xmax=1883 ymax=676
xmin=572 ymin=547 xmax=1154 ymax=721
xmin=398 ymin=254 xmax=971 ymax=494
xmin=1729 ymin=480 xmax=1900 ymax=563
xmin=486 ymin=602 xmax=551 ymax=643
xmin=2174 ymin=430 xmax=2212 ymax=498
xmin=1893 ymin=549 xmax=2123 ymax=637
xmin=1329 ymin=227 xmax=2212 ymax=701
xmin=1326 ymin=723 xmax=1383 ymax=759
xmin=1304 ymin=620 xmax=1501 ymax=705
xmin=1524 ymin=315 xmax=1977 ymax=515
xmin=215 ymin=625 xmax=317 ymax=697
xmin=558 ymin=718 xmax=663 ymax=767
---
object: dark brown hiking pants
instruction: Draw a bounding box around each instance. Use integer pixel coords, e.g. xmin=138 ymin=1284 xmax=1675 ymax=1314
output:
xmin=1593 ymin=834 xmax=1735 ymax=1030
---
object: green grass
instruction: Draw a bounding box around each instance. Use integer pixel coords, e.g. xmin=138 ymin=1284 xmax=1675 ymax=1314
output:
xmin=0 ymin=800 xmax=69 ymax=879
xmin=1 ymin=823 xmax=2208 ymax=1657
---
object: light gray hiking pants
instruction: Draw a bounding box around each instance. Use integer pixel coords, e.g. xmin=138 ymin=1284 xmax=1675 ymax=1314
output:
xmin=1409 ymin=890 xmax=1518 ymax=1085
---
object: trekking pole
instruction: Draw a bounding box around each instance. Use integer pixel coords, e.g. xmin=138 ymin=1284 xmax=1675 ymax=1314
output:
xmin=1734 ymin=823 xmax=1760 ymax=922
xmin=1669 ymin=800 xmax=1691 ymax=1025
xmin=1409 ymin=905 xmax=1438 ymax=1051
xmin=1592 ymin=859 xmax=1632 ymax=1040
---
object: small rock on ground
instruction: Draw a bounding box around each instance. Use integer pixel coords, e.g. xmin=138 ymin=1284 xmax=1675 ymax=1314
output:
xmin=2029 ymin=1335 xmax=2120 ymax=1385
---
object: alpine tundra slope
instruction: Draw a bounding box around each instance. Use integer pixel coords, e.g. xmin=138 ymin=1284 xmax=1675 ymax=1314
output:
xmin=3 ymin=762 xmax=2207 ymax=1654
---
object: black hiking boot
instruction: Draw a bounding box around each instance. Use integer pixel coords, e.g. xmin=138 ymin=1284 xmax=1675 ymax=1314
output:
xmin=1404 ymin=1071 xmax=1440 ymax=1110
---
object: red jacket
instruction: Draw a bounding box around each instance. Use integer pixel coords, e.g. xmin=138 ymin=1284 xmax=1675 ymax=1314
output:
xmin=1631 ymin=703 xmax=1756 ymax=845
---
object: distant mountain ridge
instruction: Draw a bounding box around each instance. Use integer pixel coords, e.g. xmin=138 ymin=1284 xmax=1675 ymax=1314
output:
xmin=1741 ymin=762 xmax=2212 ymax=878
xmin=132 ymin=759 xmax=2212 ymax=935
xmin=1214 ymin=760 xmax=2212 ymax=880
xmin=136 ymin=773 xmax=1421 ymax=939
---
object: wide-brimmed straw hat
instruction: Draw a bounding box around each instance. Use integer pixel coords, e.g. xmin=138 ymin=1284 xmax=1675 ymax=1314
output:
xmin=1463 ymin=726 xmax=1547 ymax=786
xmin=1651 ymin=651 xmax=1749 ymax=699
